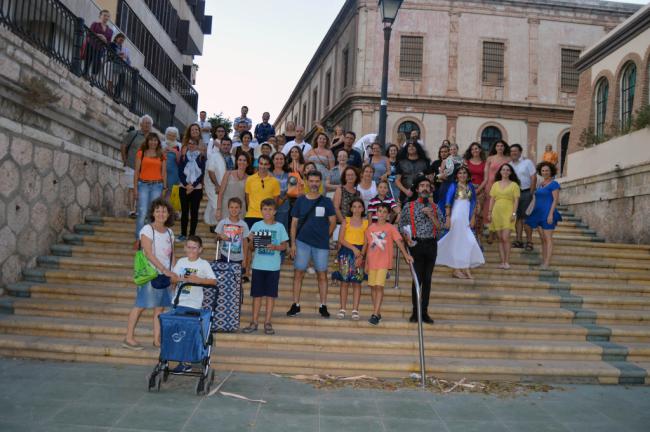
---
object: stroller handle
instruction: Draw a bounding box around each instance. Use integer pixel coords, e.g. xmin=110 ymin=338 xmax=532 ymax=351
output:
xmin=173 ymin=282 xmax=219 ymax=308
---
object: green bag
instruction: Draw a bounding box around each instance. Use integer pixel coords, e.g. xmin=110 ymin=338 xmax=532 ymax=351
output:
xmin=133 ymin=250 xmax=158 ymax=285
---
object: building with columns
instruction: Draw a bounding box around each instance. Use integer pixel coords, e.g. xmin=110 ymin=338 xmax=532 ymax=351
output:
xmin=274 ymin=0 xmax=639 ymax=163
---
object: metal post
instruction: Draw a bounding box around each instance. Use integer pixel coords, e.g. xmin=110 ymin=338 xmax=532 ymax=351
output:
xmin=409 ymin=262 xmax=426 ymax=388
xmin=393 ymin=248 xmax=400 ymax=289
xmin=377 ymin=23 xmax=392 ymax=149
xmin=130 ymin=68 xmax=140 ymax=113
xmin=71 ymin=17 xmax=85 ymax=76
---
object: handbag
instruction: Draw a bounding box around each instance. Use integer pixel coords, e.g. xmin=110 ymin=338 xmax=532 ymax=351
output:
xmin=134 ymin=225 xmax=174 ymax=288
xmin=286 ymin=172 xmax=303 ymax=198
xmin=169 ymin=184 xmax=181 ymax=211
xmin=133 ymin=250 xmax=157 ymax=285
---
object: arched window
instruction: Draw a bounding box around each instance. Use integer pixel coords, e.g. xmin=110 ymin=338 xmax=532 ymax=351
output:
xmin=398 ymin=121 xmax=420 ymax=139
xmin=594 ymin=79 xmax=608 ymax=138
xmin=620 ymin=62 xmax=636 ymax=129
xmin=560 ymin=132 xmax=570 ymax=175
xmin=480 ymin=126 xmax=502 ymax=152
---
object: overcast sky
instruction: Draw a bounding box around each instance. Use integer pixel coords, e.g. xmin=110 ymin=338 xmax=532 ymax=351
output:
xmin=193 ymin=0 xmax=648 ymax=127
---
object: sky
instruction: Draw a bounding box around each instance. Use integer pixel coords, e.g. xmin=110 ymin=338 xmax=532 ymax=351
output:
xmin=193 ymin=0 xmax=648 ymax=128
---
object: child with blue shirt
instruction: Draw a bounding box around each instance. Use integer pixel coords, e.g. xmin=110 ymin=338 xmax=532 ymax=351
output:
xmin=241 ymin=198 xmax=289 ymax=335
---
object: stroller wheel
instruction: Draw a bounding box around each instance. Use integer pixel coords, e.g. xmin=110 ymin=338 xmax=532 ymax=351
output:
xmin=196 ymin=376 xmax=205 ymax=396
xmin=147 ymin=372 xmax=159 ymax=392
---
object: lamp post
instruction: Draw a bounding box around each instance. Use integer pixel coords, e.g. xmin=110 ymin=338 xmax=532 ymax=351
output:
xmin=377 ymin=0 xmax=403 ymax=149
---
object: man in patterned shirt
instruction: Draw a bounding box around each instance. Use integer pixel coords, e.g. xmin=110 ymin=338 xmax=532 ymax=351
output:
xmin=233 ymin=105 xmax=252 ymax=142
xmin=399 ymin=175 xmax=440 ymax=324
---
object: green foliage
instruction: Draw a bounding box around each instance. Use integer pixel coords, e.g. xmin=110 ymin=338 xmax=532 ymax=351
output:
xmin=632 ymin=105 xmax=650 ymax=131
xmin=579 ymin=106 xmax=650 ymax=148
xmin=208 ymin=113 xmax=232 ymax=135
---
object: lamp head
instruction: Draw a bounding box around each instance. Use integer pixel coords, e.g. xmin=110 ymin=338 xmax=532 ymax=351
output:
xmin=379 ymin=0 xmax=404 ymax=25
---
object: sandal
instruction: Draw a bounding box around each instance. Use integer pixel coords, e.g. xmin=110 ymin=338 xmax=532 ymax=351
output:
xmin=511 ymin=241 xmax=524 ymax=248
xmin=337 ymin=309 xmax=346 ymax=319
xmin=351 ymin=310 xmax=360 ymax=321
xmin=525 ymin=242 xmax=534 ymax=251
xmin=241 ymin=322 xmax=258 ymax=334
xmin=264 ymin=323 xmax=275 ymax=335
xmin=122 ymin=339 xmax=144 ymax=350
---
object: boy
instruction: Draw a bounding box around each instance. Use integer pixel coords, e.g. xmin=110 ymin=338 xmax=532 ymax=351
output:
xmin=242 ymin=198 xmax=289 ymax=335
xmin=363 ymin=204 xmax=413 ymax=326
xmin=215 ymin=197 xmax=250 ymax=280
xmin=171 ymin=235 xmax=217 ymax=373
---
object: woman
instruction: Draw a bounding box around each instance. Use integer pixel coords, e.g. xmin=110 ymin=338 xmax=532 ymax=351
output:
xmin=429 ymin=144 xmax=450 ymax=204
xmin=326 ymin=149 xmax=349 ymax=194
xmin=124 ymin=198 xmax=177 ymax=349
xmin=216 ymin=153 xmax=251 ymax=222
xmin=396 ymin=132 xmax=407 ymax=148
xmin=208 ymin=126 xmax=227 ymax=159
xmin=487 ymin=163 xmax=520 ymax=269
xmin=235 ymin=131 xmax=256 ymax=163
xmin=357 ymin=164 xmax=377 ymax=210
xmin=437 ymin=167 xmax=485 ymax=279
xmin=483 ymin=140 xmax=511 ymax=243
xmin=271 ymin=151 xmax=290 ymax=232
xmin=302 ymin=162 xmax=324 ymax=195
xmin=331 ymin=125 xmax=345 ymax=148
xmin=385 ymin=144 xmax=400 ymax=201
xmin=395 ymin=142 xmax=430 ymax=203
xmin=83 ymin=9 xmax=112 ymax=77
xmin=526 ymin=162 xmax=562 ymax=269
xmin=368 ymin=142 xmax=390 ymax=184
xmin=283 ymin=120 xmax=297 ymax=143
xmin=163 ymin=127 xmax=181 ymax=201
xmin=464 ymin=142 xmax=487 ymax=246
xmin=182 ymin=123 xmax=205 ymax=156
xmin=178 ymin=139 xmax=206 ymax=241
xmin=305 ymin=132 xmax=334 ymax=179
xmin=134 ymin=132 xmax=167 ymax=243
xmin=333 ymin=166 xmax=361 ymax=225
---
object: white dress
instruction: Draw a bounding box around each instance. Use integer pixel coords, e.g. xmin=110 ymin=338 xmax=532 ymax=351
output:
xmin=436 ymin=190 xmax=485 ymax=269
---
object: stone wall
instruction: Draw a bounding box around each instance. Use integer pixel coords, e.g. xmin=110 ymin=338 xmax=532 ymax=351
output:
xmin=0 ymin=27 xmax=137 ymax=288
xmin=559 ymin=162 xmax=650 ymax=244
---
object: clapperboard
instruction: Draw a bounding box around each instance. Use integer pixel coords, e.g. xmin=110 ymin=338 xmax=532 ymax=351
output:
xmin=253 ymin=230 xmax=273 ymax=249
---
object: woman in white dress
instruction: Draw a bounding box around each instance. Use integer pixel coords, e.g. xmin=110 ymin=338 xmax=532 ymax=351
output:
xmin=436 ymin=166 xmax=485 ymax=279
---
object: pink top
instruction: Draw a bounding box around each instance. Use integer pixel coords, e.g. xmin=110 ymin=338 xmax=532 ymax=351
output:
xmin=365 ymin=223 xmax=402 ymax=270
xmin=467 ymin=160 xmax=486 ymax=186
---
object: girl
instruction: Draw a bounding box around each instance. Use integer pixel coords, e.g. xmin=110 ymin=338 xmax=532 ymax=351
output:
xmin=133 ymin=132 xmax=167 ymax=244
xmin=487 ymin=163 xmax=520 ymax=269
xmin=333 ymin=198 xmax=367 ymax=321
xmin=483 ymin=140 xmax=511 ymax=244
xmin=464 ymin=142 xmax=487 ymax=246
xmin=429 ymin=144 xmax=450 ymax=204
xmin=526 ymin=162 xmax=562 ymax=269
xmin=437 ymin=166 xmax=485 ymax=279
xmin=369 ymin=142 xmax=390 ymax=184
xmin=367 ymin=180 xmax=400 ymax=223
xmin=305 ymin=132 xmax=334 ymax=179
xmin=178 ymin=138 xmax=206 ymax=241
xmin=385 ymin=144 xmax=400 ymax=202
xmin=326 ymin=149 xmax=349 ymax=194
xmin=182 ymin=123 xmax=205 ymax=156
xmin=271 ymin=151 xmax=290 ymax=232
xmin=217 ymin=153 xmax=251 ymax=224
xmin=235 ymin=131 xmax=256 ymax=163
xmin=357 ymin=164 xmax=377 ymax=210
xmin=332 ymin=125 xmax=345 ymax=148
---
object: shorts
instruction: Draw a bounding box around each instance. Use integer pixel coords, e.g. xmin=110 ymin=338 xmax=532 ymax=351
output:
xmin=121 ymin=166 xmax=135 ymax=189
xmin=250 ymin=269 xmax=280 ymax=298
xmin=367 ymin=269 xmax=388 ymax=287
xmin=516 ymin=189 xmax=533 ymax=218
xmin=294 ymin=239 xmax=329 ymax=273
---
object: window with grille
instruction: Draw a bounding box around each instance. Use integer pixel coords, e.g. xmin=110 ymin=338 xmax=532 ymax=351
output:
xmin=325 ymin=70 xmax=332 ymax=107
xmin=595 ymin=79 xmax=608 ymax=138
xmin=312 ymin=88 xmax=318 ymax=122
xmin=482 ymin=41 xmax=504 ymax=86
xmin=400 ymin=36 xmax=423 ymax=79
xmin=480 ymin=126 xmax=502 ymax=152
xmin=620 ymin=62 xmax=636 ymax=129
xmin=561 ymin=49 xmax=580 ymax=92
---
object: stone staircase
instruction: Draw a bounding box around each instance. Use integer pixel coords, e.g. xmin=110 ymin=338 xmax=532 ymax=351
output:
xmin=1 ymin=205 xmax=649 ymax=384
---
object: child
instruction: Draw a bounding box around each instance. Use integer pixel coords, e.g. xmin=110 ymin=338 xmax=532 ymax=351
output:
xmin=215 ymin=197 xmax=250 ymax=280
xmin=367 ymin=180 xmax=400 ymax=223
xmin=171 ymin=235 xmax=217 ymax=372
xmin=242 ymin=198 xmax=289 ymax=335
xmin=363 ymin=203 xmax=413 ymax=325
xmin=332 ymin=198 xmax=368 ymax=321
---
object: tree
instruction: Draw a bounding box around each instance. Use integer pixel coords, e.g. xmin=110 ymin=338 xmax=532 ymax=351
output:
xmin=207 ymin=113 xmax=233 ymax=136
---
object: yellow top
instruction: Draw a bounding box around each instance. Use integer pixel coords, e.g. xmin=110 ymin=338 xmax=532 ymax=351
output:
xmin=343 ymin=217 xmax=368 ymax=246
xmin=543 ymin=151 xmax=558 ymax=165
xmin=244 ymin=173 xmax=280 ymax=218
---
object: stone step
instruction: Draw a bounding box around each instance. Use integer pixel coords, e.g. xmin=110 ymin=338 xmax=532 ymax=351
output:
xmin=0 ymin=334 xmax=646 ymax=384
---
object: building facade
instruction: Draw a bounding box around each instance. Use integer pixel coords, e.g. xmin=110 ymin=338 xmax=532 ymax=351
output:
xmin=274 ymin=0 xmax=638 ymax=163
xmin=561 ymin=4 xmax=650 ymax=243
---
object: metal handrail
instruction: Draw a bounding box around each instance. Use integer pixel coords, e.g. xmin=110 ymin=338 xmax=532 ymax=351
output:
xmin=408 ymin=261 xmax=427 ymax=388
xmin=393 ymin=248 xmax=400 ymax=289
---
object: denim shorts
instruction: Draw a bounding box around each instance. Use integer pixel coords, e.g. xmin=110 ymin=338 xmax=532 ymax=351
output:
xmin=135 ymin=281 xmax=172 ymax=308
xmin=294 ymin=240 xmax=330 ymax=273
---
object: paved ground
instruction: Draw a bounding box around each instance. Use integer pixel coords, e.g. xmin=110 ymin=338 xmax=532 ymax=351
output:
xmin=0 ymin=358 xmax=648 ymax=432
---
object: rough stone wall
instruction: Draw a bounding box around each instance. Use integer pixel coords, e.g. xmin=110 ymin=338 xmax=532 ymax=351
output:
xmin=560 ymin=163 xmax=650 ymax=244
xmin=0 ymin=27 xmax=137 ymax=288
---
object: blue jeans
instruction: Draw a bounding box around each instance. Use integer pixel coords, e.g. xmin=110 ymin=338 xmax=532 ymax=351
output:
xmin=135 ymin=181 xmax=163 ymax=238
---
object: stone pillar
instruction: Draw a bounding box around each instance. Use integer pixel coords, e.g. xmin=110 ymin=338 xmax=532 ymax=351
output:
xmin=527 ymin=18 xmax=540 ymax=103
xmin=446 ymin=12 xmax=461 ymax=97
xmin=527 ymin=120 xmax=539 ymax=161
xmin=446 ymin=115 xmax=458 ymax=143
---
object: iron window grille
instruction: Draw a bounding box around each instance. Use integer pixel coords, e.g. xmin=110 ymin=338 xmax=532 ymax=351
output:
xmin=561 ymin=49 xmax=580 ymax=92
xmin=620 ymin=63 xmax=636 ymax=129
xmin=595 ymin=79 xmax=608 ymax=138
xmin=482 ymin=41 xmax=504 ymax=86
xmin=399 ymin=36 xmax=423 ymax=79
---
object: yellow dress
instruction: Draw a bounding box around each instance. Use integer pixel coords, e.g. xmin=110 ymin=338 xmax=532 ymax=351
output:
xmin=489 ymin=181 xmax=520 ymax=231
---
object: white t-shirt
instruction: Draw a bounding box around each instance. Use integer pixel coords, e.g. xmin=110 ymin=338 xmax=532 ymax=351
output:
xmin=357 ymin=181 xmax=377 ymax=210
xmin=511 ymin=158 xmax=537 ymax=190
xmin=198 ymin=120 xmax=212 ymax=145
xmin=281 ymin=140 xmax=312 ymax=155
xmin=172 ymin=257 xmax=217 ymax=309
xmin=139 ymin=225 xmax=174 ymax=274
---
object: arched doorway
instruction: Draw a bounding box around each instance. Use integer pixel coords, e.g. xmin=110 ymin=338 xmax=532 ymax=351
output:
xmin=480 ymin=126 xmax=502 ymax=153
xmin=560 ymin=131 xmax=570 ymax=175
xmin=398 ymin=121 xmax=421 ymax=140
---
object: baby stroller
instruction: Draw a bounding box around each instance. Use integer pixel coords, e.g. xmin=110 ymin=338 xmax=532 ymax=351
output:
xmin=147 ymin=282 xmax=219 ymax=395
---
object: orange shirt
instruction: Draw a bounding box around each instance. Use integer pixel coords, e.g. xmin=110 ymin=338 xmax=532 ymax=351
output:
xmin=543 ymin=151 xmax=558 ymax=165
xmin=136 ymin=150 xmax=166 ymax=181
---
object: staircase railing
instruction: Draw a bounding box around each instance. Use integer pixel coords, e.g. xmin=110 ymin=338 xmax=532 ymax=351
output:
xmin=408 ymin=261 xmax=427 ymax=388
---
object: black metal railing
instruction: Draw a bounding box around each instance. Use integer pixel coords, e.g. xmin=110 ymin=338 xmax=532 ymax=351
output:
xmin=0 ymin=0 xmax=184 ymax=132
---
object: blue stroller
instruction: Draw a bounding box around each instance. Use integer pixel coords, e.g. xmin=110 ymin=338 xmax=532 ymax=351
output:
xmin=147 ymin=282 xmax=219 ymax=395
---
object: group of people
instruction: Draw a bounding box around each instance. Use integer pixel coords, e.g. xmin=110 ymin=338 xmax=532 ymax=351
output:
xmin=121 ymin=107 xmax=563 ymax=349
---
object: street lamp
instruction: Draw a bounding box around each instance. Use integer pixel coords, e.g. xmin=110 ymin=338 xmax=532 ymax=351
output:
xmin=377 ymin=0 xmax=403 ymax=149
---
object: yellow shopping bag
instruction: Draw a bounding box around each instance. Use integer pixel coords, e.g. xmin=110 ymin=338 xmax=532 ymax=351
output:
xmin=169 ymin=185 xmax=181 ymax=211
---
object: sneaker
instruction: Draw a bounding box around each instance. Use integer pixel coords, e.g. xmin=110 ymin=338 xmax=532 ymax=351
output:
xmin=351 ymin=310 xmax=360 ymax=321
xmin=177 ymin=235 xmax=187 ymax=242
xmin=422 ymin=314 xmax=434 ymax=325
xmin=307 ymin=266 xmax=316 ymax=274
xmin=128 ymin=211 xmax=136 ymax=219
xmin=368 ymin=314 xmax=380 ymax=326
xmin=337 ymin=309 xmax=346 ymax=319
xmin=319 ymin=305 xmax=330 ymax=318
xmin=122 ymin=339 xmax=144 ymax=350
xmin=287 ymin=303 xmax=301 ymax=317
xmin=172 ymin=362 xmax=192 ymax=374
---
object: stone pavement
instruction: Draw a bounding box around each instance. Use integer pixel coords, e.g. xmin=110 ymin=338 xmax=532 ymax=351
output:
xmin=0 ymin=359 xmax=648 ymax=432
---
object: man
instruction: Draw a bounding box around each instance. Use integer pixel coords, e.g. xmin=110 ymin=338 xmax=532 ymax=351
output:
xmin=399 ymin=176 xmax=440 ymax=324
xmin=287 ymin=171 xmax=336 ymax=318
xmin=275 ymin=134 xmax=286 ymax=154
xmin=204 ymin=137 xmax=233 ymax=229
xmin=332 ymin=131 xmax=363 ymax=168
xmin=207 ymin=125 xmax=227 ymax=160
xmin=353 ymin=133 xmax=378 ymax=162
xmin=281 ymin=125 xmax=312 ymax=155
xmin=244 ymin=155 xmax=280 ymax=229
xmin=109 ymin=33 xmax=130 ymax=99
xmin=198 ymin=111 xmax=212 ymax=145
xmin=233 ymin=105 xmax=252 ymax=142
xmin=410 ymin=130 xmax=423 ymax=146
xmin=254 ymin=112 xmax=275 ymax=146
xmin=120 ymin=114 xmax=152 ymax=217
xmin=510 ymin=144 xmax=537 ymax=251
xmin=231 ymin=121 xmax=249 ymax=144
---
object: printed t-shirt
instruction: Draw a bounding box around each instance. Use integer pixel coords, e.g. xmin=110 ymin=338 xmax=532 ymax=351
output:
xmin=172 ymin=257 xmax=216 ymax=309
xmin=139 ymin=224 xmax=173 ymax=273
xmin=215 ymin=218 xmax=250 ymax=262
xmin=244 ymin=173 xmax=280 ymax=218
xmin=250 ymin=221 xmax=289 ymax=271
xmin=291 ymin=195 xmax=336 ymax=250
xmin=136 ymin=150 xmax=165 ymax=181
xmin=365 ymin=223 xmax=402 ymax=270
